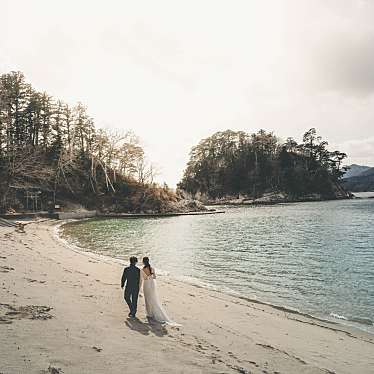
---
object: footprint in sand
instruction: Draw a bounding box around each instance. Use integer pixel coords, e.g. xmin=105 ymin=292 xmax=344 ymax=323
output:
xmin=0 ymin=303 xmax=53 ymax=324
xmin=45 ymin=366 xmax=63 ymax=374
xmin=0 ymin=265 xmax=14 ymax=273
xmin=24 ymin=278 xmax=47 ymax=284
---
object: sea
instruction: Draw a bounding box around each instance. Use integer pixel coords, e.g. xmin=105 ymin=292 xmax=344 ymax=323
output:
xmin=61 ymin=192 xmax=374 ymax=334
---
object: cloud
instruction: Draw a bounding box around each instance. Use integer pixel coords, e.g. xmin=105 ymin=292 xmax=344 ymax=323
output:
xmin=1 ymin=0 xmax=374 ymax=184
xmin=311 ymin=33 xmax=374 ymax=96
xmin=284 ymin=0 xmax=374 ymax=96
xmin=338 ymin=136 xmax=374 ymax=166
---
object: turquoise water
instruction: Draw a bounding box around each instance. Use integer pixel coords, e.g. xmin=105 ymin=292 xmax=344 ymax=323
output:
xmin=61 ymin=196 xmax=374 ymax=333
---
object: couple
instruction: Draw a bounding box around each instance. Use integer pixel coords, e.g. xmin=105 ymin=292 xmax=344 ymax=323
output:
xmin=121 ymin=256 xmax=179 ymax=326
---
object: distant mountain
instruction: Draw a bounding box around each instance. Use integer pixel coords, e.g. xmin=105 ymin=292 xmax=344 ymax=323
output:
xmin=342 ymin=164 xmax=371 ymax=179
xmin=342 ymin=167 xmax=374 ymax=192
xmin=357 ymin=167 xmax=374 ymax=177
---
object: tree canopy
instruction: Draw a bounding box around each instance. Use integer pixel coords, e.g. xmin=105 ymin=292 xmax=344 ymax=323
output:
xmin=178 ymin=129 xmax=348 ymax=200
xmin=0 ymin=71 xmax=179 ymax=213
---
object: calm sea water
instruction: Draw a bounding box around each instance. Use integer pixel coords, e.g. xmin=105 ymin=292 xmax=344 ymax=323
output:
xmin=61 ymin=194 xmax=374 ymax=333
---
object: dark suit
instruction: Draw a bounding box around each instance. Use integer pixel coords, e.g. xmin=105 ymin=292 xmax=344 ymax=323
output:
xmin=121 ymin=264 xmax=140 ymax=316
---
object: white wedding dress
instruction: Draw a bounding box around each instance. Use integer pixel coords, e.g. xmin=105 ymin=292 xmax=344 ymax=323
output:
xmin=140 ymin=268 xmax=180 ymax=326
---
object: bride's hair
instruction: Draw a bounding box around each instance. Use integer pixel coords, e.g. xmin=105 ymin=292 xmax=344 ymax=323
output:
xmin=142 ymin=257 xmax=153 ymax=274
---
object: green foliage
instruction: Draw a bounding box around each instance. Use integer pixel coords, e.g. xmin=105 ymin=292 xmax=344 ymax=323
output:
xmin=178 ymin=129 xmax=347 ymax=199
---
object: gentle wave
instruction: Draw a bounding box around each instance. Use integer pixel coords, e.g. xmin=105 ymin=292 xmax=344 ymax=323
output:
xmin=330 ymin=313 xmax=373 ymax=327
xmin=330 ymin=313 xmax=348 ymax=321
xmin=350 ymin=317 xmax=374 ymax=326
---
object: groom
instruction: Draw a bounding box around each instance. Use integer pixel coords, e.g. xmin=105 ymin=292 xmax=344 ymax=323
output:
xmin=121 ymin=256 xmax=140 ymax=318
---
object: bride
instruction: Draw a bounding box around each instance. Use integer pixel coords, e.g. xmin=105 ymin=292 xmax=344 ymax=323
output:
xmin=140 ymin=257 xmax=180 ymax=326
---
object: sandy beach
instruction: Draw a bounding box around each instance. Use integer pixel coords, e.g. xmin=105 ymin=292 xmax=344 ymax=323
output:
xmin=1 ymin=220 xmax=373 ymax=374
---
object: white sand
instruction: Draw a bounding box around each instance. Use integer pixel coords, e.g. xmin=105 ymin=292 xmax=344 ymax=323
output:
xmin=1 ymin=221 xmax=373 ymax=374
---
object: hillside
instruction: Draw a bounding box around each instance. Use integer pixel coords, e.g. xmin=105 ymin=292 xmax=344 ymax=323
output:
xmin=178 ymin=129 xmax=351 ymax=203
xmin=0 ymin=71 xmax=203 ymax=214
xmin=343 ymin=164 xmax=371 ymax=179
xmin=358 ymin=167 xmax=374 ymax=177
xmin=342 ymin=167 xmax=374 ymax=192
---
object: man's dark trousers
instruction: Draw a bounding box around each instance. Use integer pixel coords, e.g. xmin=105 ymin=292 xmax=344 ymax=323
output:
xmin=121 ymin=263 xmax=140 ymax=316
xmin=124 ymin=286 xmax=139 ymax=316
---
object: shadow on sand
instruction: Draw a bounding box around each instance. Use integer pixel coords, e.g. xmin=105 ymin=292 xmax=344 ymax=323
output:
xmin=125 ymin=317 xmax=168 ymax=337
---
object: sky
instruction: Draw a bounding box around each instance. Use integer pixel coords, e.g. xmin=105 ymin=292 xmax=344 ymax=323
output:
xmin=1 ymin=0 xmax=374 ymax=186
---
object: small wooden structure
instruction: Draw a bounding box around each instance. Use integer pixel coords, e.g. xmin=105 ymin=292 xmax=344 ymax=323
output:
xmin=6 ymin=185 xmax=54 ymax=212
xmin=25 ymin=189 xmax=42 ymax=211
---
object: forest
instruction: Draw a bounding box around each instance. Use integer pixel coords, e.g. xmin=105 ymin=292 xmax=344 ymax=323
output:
xmin=0 ymin=71 xmax=351 ymax=213
xmin=178 ymin=129 xmax=349 ymax=201
xmin=0 ymin=71 xmax=189 ymax=214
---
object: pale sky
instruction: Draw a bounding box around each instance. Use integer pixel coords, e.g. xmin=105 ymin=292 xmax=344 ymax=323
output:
xmin=1 ymin=0 xmax=374 ymax=186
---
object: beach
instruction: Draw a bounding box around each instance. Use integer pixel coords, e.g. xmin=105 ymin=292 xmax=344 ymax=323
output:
xmin=1 ymin=221 xmax=373 ymax=374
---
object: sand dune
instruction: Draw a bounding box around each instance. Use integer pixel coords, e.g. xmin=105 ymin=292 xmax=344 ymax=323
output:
xmin=1 ymin=221 xmax=373 ymax=374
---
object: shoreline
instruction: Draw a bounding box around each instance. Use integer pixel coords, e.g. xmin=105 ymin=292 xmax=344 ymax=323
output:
xmin=97 ymin=210 xmax=225 ymax=218
xmin=1 ymin=220 xmax=374 ymax=373
xmin=59 ymin=219 xmax=374 ymax=336
xmin=203 ymin=195 xmax=353 ymax=207
xmin=0 ymin=209 xmax=225 ymax=221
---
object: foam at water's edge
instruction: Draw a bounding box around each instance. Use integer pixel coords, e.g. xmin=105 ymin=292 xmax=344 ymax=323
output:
xmin=55 ymin=220 xmax=374 ymax=336
xmin=330 ymin=313 xmax=348 ymax=321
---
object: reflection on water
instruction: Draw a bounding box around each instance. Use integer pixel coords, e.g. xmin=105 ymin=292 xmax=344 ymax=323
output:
xmin=62 ymin=197 xmax=374 ymax=333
